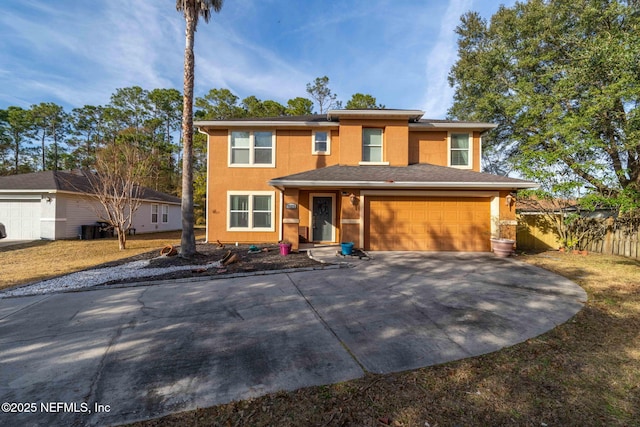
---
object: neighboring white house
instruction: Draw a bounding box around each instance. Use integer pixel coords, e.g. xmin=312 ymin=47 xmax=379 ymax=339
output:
xmin=0 ymin=170 xmax=181 ymax=240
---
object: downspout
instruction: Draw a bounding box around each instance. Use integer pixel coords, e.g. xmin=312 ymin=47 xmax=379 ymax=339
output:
xmin=197 ymin=126 xmax=210 ymax=243
xmin=276 ymin=186 xmax=284 ymax=242
xmin=479 ymin=134 xmax=483 ymax=173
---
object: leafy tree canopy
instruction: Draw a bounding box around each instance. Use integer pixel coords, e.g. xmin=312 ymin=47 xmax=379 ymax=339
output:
xmin=286 ymin=97 xmax=314 ymax=116
xmin=196 ymin=89 xmax=317 ymax=119
xmin=345 ymin=93 xmax=385 ymax=110
xmin=448 ymin=0 xmax=640 ymax=210
xmin=241 ymin=95 xmax=286 ymax=118
xmin=306 ymin=76 xmax=341 ymax=114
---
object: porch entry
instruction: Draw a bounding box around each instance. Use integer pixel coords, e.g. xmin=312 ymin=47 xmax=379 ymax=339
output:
xmin=311 ymin=194 xmax=335 ymax=242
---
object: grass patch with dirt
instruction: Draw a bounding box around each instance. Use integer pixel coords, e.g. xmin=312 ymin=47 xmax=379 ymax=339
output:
xmin=123 ymin=251 xmax=640 ymax=427
xmin=0 ymin=230 xmax=205 ymax=290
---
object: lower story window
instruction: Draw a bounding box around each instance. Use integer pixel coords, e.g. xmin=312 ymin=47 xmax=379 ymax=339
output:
xmin=228 ymin=191 xmax=274 ymax=231
xmin=161 ymin=205 xmax=169 ymax=223
xmin=151 ymin=204 xmax=159 ymax=223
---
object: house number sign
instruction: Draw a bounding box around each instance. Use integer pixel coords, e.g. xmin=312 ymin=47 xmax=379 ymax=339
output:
xmin=286 ymin=203 xmax=298 ymax=209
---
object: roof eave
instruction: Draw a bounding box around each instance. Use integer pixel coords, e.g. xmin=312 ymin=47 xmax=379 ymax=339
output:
xmin=0 ymin=189 xmax=181 ymax=204
xmin=409 ymin=122 xmax=498 ymax=132
xmin=268 ymin=180 xmax=539 ymax=190
xmin=194 ymin=120 xmax=338 ymax=129
xmin=326 ymin=109 xmax=425 ymax=121
xmin=0 ymin=189 xmax=56 ymax=193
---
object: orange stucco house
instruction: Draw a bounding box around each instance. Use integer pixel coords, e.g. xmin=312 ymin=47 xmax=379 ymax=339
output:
xmin=195 ymin=109 xmax=537 ymax=252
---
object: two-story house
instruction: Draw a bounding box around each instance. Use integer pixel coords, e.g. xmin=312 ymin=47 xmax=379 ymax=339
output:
xmin=195 ymin=109 xmax=537 ymax=252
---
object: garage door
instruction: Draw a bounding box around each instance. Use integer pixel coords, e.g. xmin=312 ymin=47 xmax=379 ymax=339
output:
xmin=366 ymin=196 xmax=491 ymax=251
xmin=0 ymin=199 xmax=41 ymax=239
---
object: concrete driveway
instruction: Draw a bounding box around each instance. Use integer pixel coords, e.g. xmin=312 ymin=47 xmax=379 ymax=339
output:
xmin=0 ymin=239 xmax=35 ymax=249
xmin=0 ymin=252 xmax=586 ymax=426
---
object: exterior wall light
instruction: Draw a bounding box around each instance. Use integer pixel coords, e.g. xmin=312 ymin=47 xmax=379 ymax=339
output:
xmin=349 ymin=193 xmax=359 ymax=209
xmin=505 ymin=194 xmax=515 ymax=208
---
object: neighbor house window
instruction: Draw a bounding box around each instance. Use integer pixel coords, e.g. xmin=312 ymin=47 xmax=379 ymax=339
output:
xmin=227 ymin=191 xmax=275 ymax=231
xmin=161 ymin=205 xmax=169 ymax=223
xmin=312 ymin=130 xmax=330 ymax=155
xmin=229 ymin=131 xmax=275 ymax=166
xmin=151 ymin=204 xmax=159 ymax=223
xmin=449 ymin=133 xmax=471 ymax=168
xmin=362 ymin=128 xmax=383 ymax=162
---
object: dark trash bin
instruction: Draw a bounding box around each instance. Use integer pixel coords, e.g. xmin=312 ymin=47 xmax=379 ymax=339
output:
xmin=96 ymin=222 xmax=113 ymax=238
xmin=0 ymin=222 xmax=6 ymax=239
xmin=81 ymin=225 xmax=98 ymax=240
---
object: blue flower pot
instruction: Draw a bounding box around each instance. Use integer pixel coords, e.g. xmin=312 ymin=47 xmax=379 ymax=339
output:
xmin=341 ymin=242 xmax=354 ymax=256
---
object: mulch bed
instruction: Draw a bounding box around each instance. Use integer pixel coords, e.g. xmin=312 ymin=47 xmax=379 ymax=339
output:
xmin=97 ymin=242 xmax=323 ymax=285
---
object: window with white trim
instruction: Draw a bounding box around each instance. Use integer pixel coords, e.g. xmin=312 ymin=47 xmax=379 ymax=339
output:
xmin=227 ymin=192 xmax=275 ymax=231
xmin=449 ymin=133 xmax=471 ymax=168
xmin=161 ymin=204 xmax=169 ymax=223
xmin=362 ymin=128 xmax=383 ymax=162
xmin=229 ymin=131 xmax=275 ymax=166
xmin=151 ymin=204 xmax=159 ymax=223
xmin=312 ymin=130 xmax=330 ymax=155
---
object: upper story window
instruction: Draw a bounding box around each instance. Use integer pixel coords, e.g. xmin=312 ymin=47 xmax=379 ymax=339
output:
xmin=362 ymin=128 xmax=383 ymax=163
xmin=229 ymin=131 xmax=275 ymax=167
xmin=449 ymin=133 xmax=472 ymax=168
xmin=312 ymin=130 xmax=330 ymax=155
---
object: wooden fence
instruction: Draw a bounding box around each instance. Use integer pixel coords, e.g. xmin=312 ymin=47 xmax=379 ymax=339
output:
xmin=584 ymin=228 xmax=640 ymax=259
xmin=517 ymin=214 xmax=561 ymax=251
xmin=517 ymin=214 xmax=640 ymax=259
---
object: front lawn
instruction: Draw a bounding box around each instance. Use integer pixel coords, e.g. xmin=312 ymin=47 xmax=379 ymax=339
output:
xmin=124 ymin=251 xmax=640 ymax=426
xmin=0 ymin=230 xmax=205 ymax=290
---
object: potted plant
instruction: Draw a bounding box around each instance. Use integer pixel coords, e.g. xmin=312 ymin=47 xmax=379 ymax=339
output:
xmin=490 ymin=220 xmax=515 ymax=258
xmin=278 ymin=240 xmax=292 ymax=256
xmin=490 ymin=237 xmax=515 ymax=258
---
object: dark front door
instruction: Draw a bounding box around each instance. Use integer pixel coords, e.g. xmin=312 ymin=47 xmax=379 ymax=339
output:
xmin=312 ymin=196 xmax=333 ymax=242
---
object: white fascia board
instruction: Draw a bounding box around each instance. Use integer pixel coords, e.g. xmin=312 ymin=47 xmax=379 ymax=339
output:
xmin=409 ymin=122 xmax=498 ymax=131
xmin=0 ymin=189 xmax=54 ymax=193
xmin=326 ymin=109 xmax=425 ymax=120
xmin=268 ymin=180 xmax=539 ymax=189
xmin=194 ymin=120 xmax=338 ymax=128
xmin=18 ymin=189 xmax=182 ymax=205
xmin=139 ymin=199 xmax=182 ymax=205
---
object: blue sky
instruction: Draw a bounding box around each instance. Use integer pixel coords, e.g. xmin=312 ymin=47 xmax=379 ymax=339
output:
xmin=0 ymin=0 xmax=514 ymax=118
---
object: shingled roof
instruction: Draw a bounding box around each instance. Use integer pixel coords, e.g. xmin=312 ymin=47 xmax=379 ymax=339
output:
xmin=269 ymin=164 xmax=537 ymax=190
xmin=0 ymin=170 xmax=181 ymax=204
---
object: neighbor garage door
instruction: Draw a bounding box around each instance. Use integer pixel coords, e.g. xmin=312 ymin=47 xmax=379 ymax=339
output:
xmin=365 ymin=196 xmax=491 ymax=251
xmin=0 ymin=199 xmax=41 ymax=239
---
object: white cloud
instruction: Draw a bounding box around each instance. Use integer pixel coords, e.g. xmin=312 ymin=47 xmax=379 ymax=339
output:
xmin=95 ymin=0 xmax=182 ymax=91
xmin=194 ymin=25 xmax=310 ymax=102
xmin=0 ymin=0 xmax=513 ymax=112
xmin=421 ymin=0 xmax=473 ymax=118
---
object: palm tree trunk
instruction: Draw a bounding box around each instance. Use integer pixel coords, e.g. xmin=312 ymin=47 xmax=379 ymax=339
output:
xmin=180 ymin=8 xmax=197 ymax=258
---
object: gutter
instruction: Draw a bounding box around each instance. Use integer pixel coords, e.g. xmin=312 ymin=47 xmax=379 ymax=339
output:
xmin=194 ymin=120 xmax=339 ymax=128
xmin=0 ymin=189 xmax=182 ymax=205
xmin=267 ymin=180 xmax=539 ymax=190
xmin=408 ymin=122 xmax=498 ymax=132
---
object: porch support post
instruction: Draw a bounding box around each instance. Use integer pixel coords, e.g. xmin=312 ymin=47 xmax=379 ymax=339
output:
xmin=282 ymin=188 xmax=300 ymax=251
